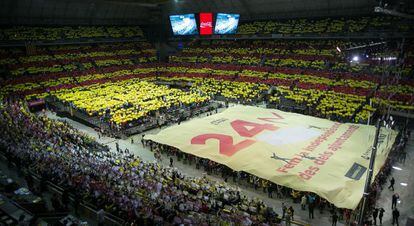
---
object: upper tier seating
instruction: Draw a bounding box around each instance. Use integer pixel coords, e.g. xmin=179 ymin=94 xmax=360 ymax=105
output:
xmin=0 ymin=38 xmax=412 ymax=125
xmin=237 ymin=15 xmax=414 ymax=35
xmin=0 ymin=26 xmax=144 ymax=42
xmin=169 ymin=39 xmax=410 ymax=76
xmin=0 ymin=42 xmax=156 ymax=80
xmin=166 ymin=39 xmax=414 ymax=117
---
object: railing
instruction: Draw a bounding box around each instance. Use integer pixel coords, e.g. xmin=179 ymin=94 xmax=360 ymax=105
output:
xmin=169 ymin=31 xmax=414 ymax=41
xmin=0 ymin=139 xmax=312 ymax=226
xmin=389 ymin=110 xmax=414 ymax=119
xmin=28 ymin=170 xmax=125 ymax=226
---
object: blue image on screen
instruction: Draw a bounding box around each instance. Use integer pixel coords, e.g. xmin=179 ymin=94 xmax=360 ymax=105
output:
xmin=170 ymin=14 xmax=198 ymax=35
xmin=214 ymin=13 xmax=240 ymax=34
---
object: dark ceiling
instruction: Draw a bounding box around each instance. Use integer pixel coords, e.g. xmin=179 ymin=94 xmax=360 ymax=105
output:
xmin=162 ymin=0 xmax=375 ymax=21
xmin=0 ymin=0 xmax=412 ymax=25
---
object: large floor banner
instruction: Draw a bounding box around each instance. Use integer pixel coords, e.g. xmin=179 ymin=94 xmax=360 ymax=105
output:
xmin=146 ymin=105 xmax=397 ymax=209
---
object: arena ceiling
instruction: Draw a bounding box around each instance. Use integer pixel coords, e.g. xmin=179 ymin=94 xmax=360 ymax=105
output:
xmin=163 ymin=0 xmax=376 ymax=20
xmin=1 ymin=0 xmax=413 ymax=25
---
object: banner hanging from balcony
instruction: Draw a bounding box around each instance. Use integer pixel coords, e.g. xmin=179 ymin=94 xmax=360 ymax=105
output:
xmin=145 ymin=105 xmax=397 ymax=209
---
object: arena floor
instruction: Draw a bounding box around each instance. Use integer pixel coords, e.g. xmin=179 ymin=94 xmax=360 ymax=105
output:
xmin=45 ymin=108 xmax=414 ymax=226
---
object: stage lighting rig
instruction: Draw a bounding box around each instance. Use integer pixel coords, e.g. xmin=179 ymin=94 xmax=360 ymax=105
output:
xmin=374 ymin=0 xmax=414 ymax=19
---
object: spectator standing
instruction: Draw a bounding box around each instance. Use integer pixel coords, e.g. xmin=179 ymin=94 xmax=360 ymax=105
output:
xmin=115 ymin=142 xmax=119 ymax=152
xmin=392 ymin=193 xmax=399 ymax=209
xmin=372 ymin=208 xmax=378 ymax=225
xmin=308 ymin=202 xmax=314 ymax=219
xmin=319 ymin=198 xmax=326 ymax=214
xmin=308 ymin=194 xmax=315 ymax=219
xmin=281 ymin=202 xmax=287 ymax=219
xmin=344 ymin=209 xmax=351 ymax=225
xmin=332 ymin=212 xmax=338 ymax=226
xmin=288 ymin=206 xmax=294 ymax=221
xmin=392 ymin=208 xmax=399 ymax=226
xmin=51 ymin=194 xmax=62 ymax=212
xmin=388 ymin=177 xmax=395 ymax=191
xmin=267 ymin=184 xmax=273 ymax=198
xmin=170 ymin=157 xmax=174 ymax=167
xmin=400 ymin=150 xmax=406 ymax=164
xmin=379 ymin=208 xmax=385 ymax=225
xmin=141 ymin=134 xmax=145 ymax=146
xmin=301 ymin=195 xmax=307 ymax=210
xmin=285 ymin=212 xmax=291 ymax=226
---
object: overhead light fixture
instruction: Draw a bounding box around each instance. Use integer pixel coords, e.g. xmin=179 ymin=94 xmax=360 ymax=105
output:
xmin=336 ymin=46 xmax=341 ymax=52
xmin=392 ymin=166 xmax=402 ymax=170
xmin=372 ymin=57 xmax=397 ymax=61
xmin=352 ymin=56 xmax=359 ymax=62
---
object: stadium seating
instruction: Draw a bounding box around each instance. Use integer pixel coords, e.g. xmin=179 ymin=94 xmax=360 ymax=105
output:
xmin=1 ymin=101 xmax=294 ymax=225
xmin=53 ymin=79 xmax=210 ymax=125
xmin=0 ymin=34 xmax=413 ymax=126
xmin=169 ymin=39 xmax=402 ymax=75
xmin=2 ymin=60 xmax=412 ymax=124
xmin=2 ymin=1 xmax=414 ymax=225
xmin=0 ymin=42 xmax=156 ymax=78
xmin=0 ymin=26 xmax=144 ymax=42
xmin=0 ymin=12 xmax=413 ymax=226
xmin=165 ymin=39 xmax=414 ymax=117
xmin=237 ymin=16 xmax=414 ymax=35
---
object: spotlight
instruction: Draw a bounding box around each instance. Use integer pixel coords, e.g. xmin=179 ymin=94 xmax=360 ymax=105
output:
xmin=352 ymin=56 xmax=359 ymax=62
xmin=336 ymin=47 xmax=341 ymax=52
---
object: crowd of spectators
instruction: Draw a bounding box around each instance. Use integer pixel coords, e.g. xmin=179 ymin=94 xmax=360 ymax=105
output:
xmin=237 ymin=16 xmax=414 ymax=35
xmin=0 ymin=98 xmax=408 ymax=225
xmin=0 ymin=100 xmax=287 ymax=225
xmin=0 ymin=35 xmax=412 ymax=144
xmin=0 ymin=42 xmax=156 ymax=78
xmin=144 ymin=121 xmax=410 ymax=226
xmin=166 ymin=39 xmax=413 ymax=115
xmin=170 ymin=39 xmax=411 ymax=76
xmin=0 ymin=14 xmax=412 ymax=226
xmin=0 ymin=26 xmax=144 ymax=42
xmin=1 ymin=38 xmax=412 ymax=125
xmin=0 ymin=59 xmax=411 ymax=127
xmin=52 ymin=79 xmax=211 ymax=127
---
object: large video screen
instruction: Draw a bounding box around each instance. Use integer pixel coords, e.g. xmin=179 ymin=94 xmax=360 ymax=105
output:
xmin=214 ymin=13 xmax=240 ymax=34
xmin=169 ymin=14 xmax=198 ymax=35
xmin=199 ymin=12 xmax=213 ymax=35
